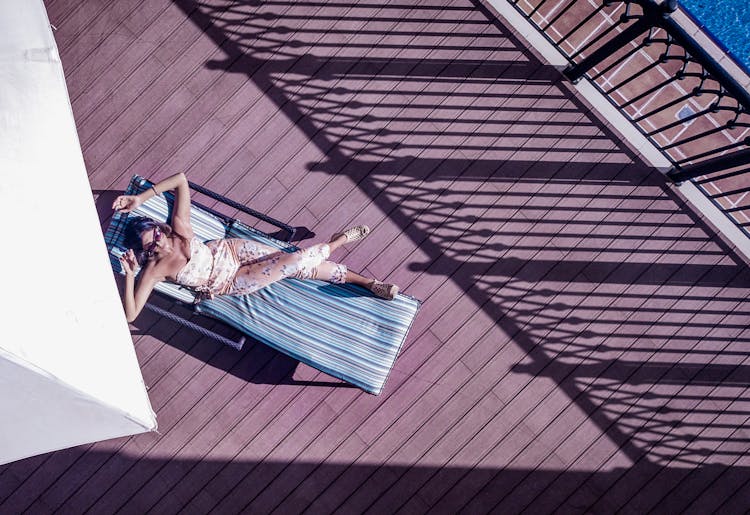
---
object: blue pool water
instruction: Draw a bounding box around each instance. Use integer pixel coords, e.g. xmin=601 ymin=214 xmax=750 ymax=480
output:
xmin=679 ymin=0 xmax=750 ymax=73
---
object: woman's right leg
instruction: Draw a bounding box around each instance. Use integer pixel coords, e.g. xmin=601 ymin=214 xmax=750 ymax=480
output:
xmin=224 ymin=238 xmax=280 ymax=264
xmin=226 ymin=242 xmax=333 ymax=295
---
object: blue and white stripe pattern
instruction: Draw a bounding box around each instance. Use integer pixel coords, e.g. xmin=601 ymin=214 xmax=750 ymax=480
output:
xmin=105 ymin=176 xmax=421 ymax=395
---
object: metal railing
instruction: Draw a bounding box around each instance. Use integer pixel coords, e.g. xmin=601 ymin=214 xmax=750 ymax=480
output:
xmin=509 ymin=0 xmax=750 ymax=236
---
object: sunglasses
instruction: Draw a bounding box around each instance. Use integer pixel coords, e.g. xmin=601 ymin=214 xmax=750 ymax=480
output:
xmin=142 ymin=226 xmax=162 ymax=259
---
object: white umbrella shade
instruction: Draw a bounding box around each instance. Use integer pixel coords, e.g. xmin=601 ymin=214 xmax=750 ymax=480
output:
xmin=0 ymin=0 xmax=157 ymax=465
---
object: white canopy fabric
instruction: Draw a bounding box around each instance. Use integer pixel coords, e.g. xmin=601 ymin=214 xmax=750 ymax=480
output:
xmin=0 ymin=0 xmax=157 ymax=465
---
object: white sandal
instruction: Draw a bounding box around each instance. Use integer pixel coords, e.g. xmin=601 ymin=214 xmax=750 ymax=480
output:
xmin=369 ymin=280 xmax=398 ymax=300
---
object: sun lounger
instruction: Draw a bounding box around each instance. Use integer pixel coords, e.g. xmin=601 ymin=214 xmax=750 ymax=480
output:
xmin=105 ymin=175 xmax=421 ymax=395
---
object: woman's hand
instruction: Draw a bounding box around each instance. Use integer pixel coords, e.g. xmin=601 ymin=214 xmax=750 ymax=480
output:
xmin=112 ymin=195 xmax=143 ymax=213
xmin=119 ymin=249 xmax=138 ymax=276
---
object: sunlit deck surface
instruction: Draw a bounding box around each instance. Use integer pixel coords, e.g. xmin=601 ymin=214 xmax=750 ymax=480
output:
xmin=3 ymin=0 xmax=750 ymax=513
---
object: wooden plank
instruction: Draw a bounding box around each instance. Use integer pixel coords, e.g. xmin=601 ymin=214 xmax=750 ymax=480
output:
xmin=66 ymin=1 xmax=183 ymax=107
xmin=157 ymin=0 xmax=374 ymax=206
xmin=655 ymin=337 xmax=750 ymax=512
xmin=48 ymin=0 xmax=112 ymax=58
xmin=84 ymin=348 xmax=271 ymax=513
xmin=402 ymin=159 xmax=684 ymax=510
xmin=0 ymin=454 xmax=56 ymax=505
xmin=577 ymin=250 xmax=745 ymax=513
xmin=510 ymin=226 xmax=744 ymax=511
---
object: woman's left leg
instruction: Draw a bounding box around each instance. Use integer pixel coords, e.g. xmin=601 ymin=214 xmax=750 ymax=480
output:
xmin=226 ymin=242 xmax=334 ymax=296
xmin=223 ymin=233 xmax=398 ymax=299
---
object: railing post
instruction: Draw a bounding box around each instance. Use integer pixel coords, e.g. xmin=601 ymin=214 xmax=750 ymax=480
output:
xmin=564 ymin=0 xmax=678 ymax=83
xmin=667 ymin=146 xmax=750 ymax=183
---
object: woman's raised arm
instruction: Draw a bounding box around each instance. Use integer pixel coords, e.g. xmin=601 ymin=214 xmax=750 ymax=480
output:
xmin=112 ymin=172 xmax=193 ymax=239
xmin=164 ymin=172 xmax=193 ymax=239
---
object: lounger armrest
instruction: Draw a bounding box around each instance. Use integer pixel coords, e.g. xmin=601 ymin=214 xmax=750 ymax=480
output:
xmin=188 ymin=180 xmax=296 ymax=242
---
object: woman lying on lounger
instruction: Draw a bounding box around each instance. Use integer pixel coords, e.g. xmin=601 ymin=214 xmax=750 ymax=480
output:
xmin=113 ymin=173 xmax=398 ymax=322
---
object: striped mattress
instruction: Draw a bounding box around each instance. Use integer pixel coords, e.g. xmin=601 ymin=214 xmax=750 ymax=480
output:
xmin=105 ymin=175 xmax=421 ymax=395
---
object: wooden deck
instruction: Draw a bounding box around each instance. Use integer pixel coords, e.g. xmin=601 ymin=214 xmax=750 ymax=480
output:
xmin=2 ymin=0 xmax=750 ymax=513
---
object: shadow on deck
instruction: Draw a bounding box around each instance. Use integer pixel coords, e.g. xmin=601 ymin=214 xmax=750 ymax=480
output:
xmin=4 ymin=451 xmax=749 ymax=513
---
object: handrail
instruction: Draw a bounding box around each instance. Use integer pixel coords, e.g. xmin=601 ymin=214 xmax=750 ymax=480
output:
xmin=509 ymin=0 xmax=750 ymax=237
xmin=188 ymin=180 xmax=297 ymax=242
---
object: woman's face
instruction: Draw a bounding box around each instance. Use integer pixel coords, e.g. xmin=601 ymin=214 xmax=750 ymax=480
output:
xmin=140 ymin=226 xmax=167 ymax=260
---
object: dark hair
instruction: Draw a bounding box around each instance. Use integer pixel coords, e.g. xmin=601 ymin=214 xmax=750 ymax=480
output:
xmin=125 ymin=216 xmax=173 ymax=265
